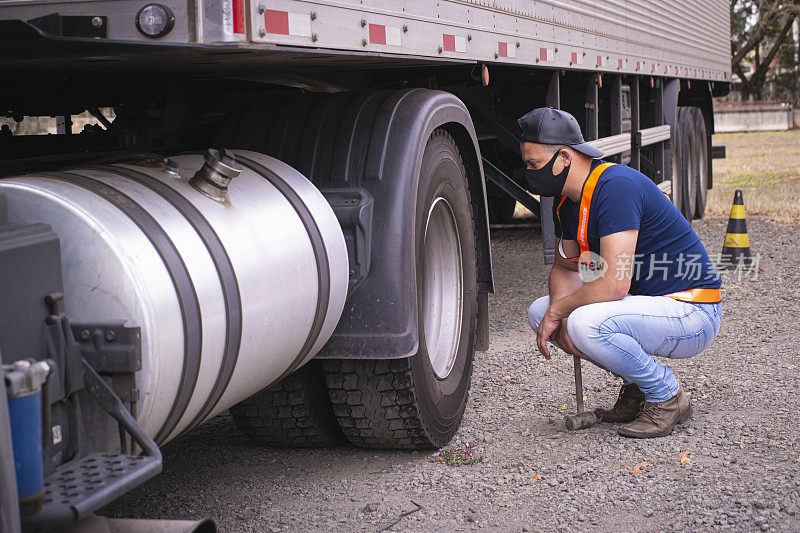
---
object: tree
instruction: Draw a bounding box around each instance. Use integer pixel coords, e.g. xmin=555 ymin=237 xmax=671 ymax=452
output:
xmin=731 ymin=0 xmax=800 ymax=100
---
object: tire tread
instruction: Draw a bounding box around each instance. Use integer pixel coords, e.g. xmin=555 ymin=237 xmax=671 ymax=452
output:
xmin=230 ymin=361 xmax=345 ymax=447
xmin=322 ymin=128 xmax=476 ymax=451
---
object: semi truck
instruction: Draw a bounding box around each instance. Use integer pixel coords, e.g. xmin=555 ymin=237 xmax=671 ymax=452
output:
xmin=0 ymin=0 xmax=730 ymax=530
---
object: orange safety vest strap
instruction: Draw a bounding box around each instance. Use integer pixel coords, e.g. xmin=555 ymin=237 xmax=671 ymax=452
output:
xmin=665 ymin=287 xmax=721 ymax=304
xmin=555 ymin=162 xmax=616 ymax=264
xmin=576 ymin=162 xmax=615 ymax=258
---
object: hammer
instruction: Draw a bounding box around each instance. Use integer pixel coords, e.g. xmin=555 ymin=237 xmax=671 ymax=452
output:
xmin=564 ymin=355 xmax=600 ymax=430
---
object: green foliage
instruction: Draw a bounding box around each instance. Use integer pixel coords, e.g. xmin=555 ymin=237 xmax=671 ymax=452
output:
xmin=730 ymin=0 xmax=800 ymax=101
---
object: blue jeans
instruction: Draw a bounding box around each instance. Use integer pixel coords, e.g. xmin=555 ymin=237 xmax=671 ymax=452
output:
xmin=528 ymin=295 xmax=722 ymax=402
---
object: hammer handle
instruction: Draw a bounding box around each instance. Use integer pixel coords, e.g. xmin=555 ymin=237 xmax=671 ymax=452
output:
xmin=573 ymin=355 xmax=584 ymax=415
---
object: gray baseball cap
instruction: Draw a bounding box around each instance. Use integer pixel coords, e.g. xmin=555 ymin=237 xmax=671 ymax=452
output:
xmin=517 ymin=107 xmax=604 ymax=158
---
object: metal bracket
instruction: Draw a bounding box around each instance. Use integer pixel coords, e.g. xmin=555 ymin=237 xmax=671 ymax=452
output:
xmin=322 ymin=188 xmax=374 ymax=294
xmin=630 ymin=77 xmax=641 ymax=170
xmin=71 ymin=323 xmax=142 ymax=374
xmin=26 ymin=14 xmax=107 ymax=39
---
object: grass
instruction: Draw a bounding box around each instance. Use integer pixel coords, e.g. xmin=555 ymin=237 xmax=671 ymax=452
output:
xmin=709 ymin=130 xmax=800 ymax=222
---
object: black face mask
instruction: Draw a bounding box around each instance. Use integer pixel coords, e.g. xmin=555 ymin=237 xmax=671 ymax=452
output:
xmin=524 ymin=151 xmax=570 ymax=197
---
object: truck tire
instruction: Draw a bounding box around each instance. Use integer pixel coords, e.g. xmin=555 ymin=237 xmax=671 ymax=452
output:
xmin=691 ymin=107 xmax=709 ymax=219
xmin=323 ymin=129 xmax=477 ymax=449
xmin=230 ymin=361 xmax=345 ymax=447
xmin=679 ymin=107 xmax=698 ymax=221
xmin=488 ymin=193 xmax=517 ymax=224
xmin=669 ymin=112 xmax=686 ymax=217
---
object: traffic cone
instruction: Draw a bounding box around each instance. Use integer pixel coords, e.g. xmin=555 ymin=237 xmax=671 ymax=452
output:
xmin=721 ymin=189 xmax=752 ymax=267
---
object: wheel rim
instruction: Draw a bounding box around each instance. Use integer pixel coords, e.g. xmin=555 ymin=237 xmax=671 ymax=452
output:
xmin=685 ymin=132 xmax=696 ymax=216
xmin=671 ymin=141 xmax=681 ymax=210
xmin=698 ymin=138 xmax=708 ymax=202
xmin=422 ymin=196 xmax=463 ymax=380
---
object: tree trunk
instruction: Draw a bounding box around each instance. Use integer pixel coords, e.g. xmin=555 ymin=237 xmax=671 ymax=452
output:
xmin=753 ymin=45 xmax=761 ymax=100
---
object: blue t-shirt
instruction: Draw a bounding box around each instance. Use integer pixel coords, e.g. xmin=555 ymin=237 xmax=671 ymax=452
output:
xmin=553 ymin=160 xmax=721 ymax=296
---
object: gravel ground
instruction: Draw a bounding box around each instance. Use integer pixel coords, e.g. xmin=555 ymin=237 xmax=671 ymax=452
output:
xmin=105 ymin=214 xmax=800 ymax=532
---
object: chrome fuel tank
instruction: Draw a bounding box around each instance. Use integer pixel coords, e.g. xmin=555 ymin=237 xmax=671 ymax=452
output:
xmin=0 ymin=150 xmax=348 ymax=444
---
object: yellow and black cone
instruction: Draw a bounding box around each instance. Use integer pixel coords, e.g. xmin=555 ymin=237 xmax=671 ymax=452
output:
xmin=721 ymin=189 xmax=752 ymax=266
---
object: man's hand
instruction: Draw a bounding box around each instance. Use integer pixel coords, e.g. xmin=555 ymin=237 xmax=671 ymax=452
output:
xmin=536 ymin=307 xmax=561 ymax=359
xmin=537 ymin=308 xmax=584 ymax=360
xmin=554 ymin=318 xmax=583 ymax=359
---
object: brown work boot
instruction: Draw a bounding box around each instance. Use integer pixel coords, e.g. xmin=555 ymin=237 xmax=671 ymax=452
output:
xmin=594 ymin=384 xmax=645 ymax=423
xmin=617 ymin=388 xmax=693 ymax=438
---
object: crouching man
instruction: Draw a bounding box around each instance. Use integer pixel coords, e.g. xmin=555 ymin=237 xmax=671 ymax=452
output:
xmin=521 ymin=107 xmax=722 ymax=438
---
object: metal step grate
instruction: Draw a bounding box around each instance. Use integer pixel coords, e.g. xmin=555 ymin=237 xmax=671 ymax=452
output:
xmin=23 ymin=453 xmax=161 ymax=528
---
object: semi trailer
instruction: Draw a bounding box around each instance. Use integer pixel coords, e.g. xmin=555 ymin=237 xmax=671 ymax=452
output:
xmin=0 ymin=0 xmax=730 ymax=529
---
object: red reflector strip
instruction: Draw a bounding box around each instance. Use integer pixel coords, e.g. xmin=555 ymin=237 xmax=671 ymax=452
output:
xmin=232 ymin=0 xmax=245 ymax=34
xmin=443 ymin=34 xmax=455 ymax=51
xmin=369 ymin=24 xmax=401 ymax=46
xmin=539 ymin=48 xmax=553 ymax=61
xmin=264 ymin=10 xmax=311 ymax=37
xmin=265 ymin=10 xmax=290 ymax=35
xmin=596 ymin=55 xmax=606 ymax=67
xmin=571 ymin=52 xmax=582 ymax=65
xmin=618 ymin=58 xmax=624 ymax=69
xmin=369 ymin=24 xmax=386 ymax=45
xmin=443 ymin=34 xmax=466 ymax=52
xmin=498 ymin=42 xmax=514 ymax=58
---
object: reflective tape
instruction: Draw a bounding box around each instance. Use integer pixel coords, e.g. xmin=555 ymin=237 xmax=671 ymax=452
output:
xmin=728 ymin=204 xmax=746 ymax=219
xmin=723 ymin=233 xmax=750 ymax=248
xmin=369 ymin=24 xmax=402 ymax=46
xmin=443 ymin=34 xmax=467 ymax=52
xmin=499 ymin=42 xmax=515 ymax=58
xmin=666 ymin=288 xmax=721 ymax=303
xmin=265 ymin=10 xmax=311 ymax=37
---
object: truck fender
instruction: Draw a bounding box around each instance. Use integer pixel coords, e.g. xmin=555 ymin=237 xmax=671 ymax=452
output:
xmin=318 ymin=88 xmax=492 ymax=358
xmin=218 ymin=89 xmax=492 ymax=359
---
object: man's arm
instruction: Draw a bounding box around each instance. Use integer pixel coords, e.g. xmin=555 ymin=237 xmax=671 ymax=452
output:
xmin=537 ymin=229 xmax=638 ymax=357
xmin=550 ymin=229 xmax=637 ymax=318
xmin=548 ymin=237 xmax=583 ymax=301
xmin=541 ymin=238 xmax=584 ymax=359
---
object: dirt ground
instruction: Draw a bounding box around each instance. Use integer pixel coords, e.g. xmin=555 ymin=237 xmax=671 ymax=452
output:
xmin=104 ymin=210 xmax=800 ymax=532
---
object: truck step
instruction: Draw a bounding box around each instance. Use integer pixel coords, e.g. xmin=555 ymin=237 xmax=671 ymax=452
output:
xmin=23 ymin=453 xmax=161 ymax=528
